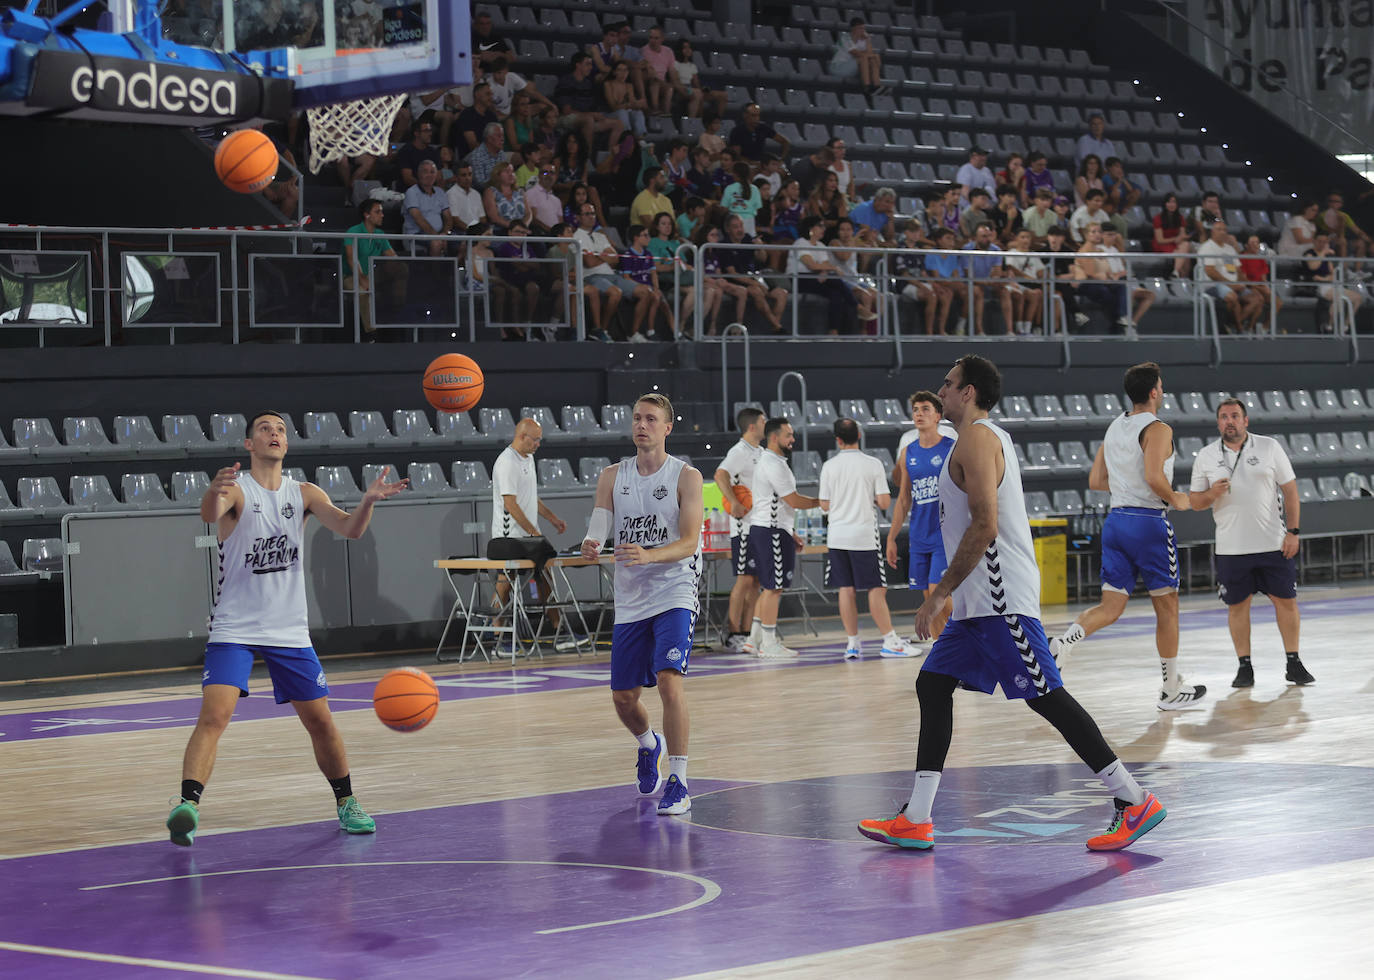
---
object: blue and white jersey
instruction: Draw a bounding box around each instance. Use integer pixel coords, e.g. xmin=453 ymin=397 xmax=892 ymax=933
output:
xmin=904 ymin=429 xmax=957 ymax=550
xmin=611 ymin=455 xmax=701 ymax=624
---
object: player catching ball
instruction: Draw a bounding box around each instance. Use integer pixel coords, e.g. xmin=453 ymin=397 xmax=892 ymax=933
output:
xmin=165 ymin=411 xmax=408 ymax=846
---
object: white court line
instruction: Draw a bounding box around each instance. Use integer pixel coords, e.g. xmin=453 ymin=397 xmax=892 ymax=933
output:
xmin=0 ymin=940 xmax=326 ymax=979
xmin=80 ymin=860 xmax=722 ymax=934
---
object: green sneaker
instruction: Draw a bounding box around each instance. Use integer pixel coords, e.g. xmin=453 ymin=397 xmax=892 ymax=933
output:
xmin=167 ymin=800 xmax=198 ymax=847
xmin=337 ymin=796 xmax=376 ymax=834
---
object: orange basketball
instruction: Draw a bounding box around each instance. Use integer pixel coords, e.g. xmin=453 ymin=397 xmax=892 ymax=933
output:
xmin=214 ymin=129 xmax=279 ymax=194
xmin=732 ymin=484 xmax=753 ymax=510
xmin=423 ymin=353 xmax=485 ymax=413
xmin=372 ymin=667 xmax=439 ymax=732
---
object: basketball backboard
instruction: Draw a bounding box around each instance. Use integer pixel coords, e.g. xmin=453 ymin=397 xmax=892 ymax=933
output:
xmin=151 ymin=0 xmax=471 ymax=108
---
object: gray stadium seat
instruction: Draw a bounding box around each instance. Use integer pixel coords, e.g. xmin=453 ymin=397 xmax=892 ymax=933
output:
xmin=479 ymin=408 xmax=516 ymax=440
xmin=793 ymin=450 xmax=822 ymax=484
xmin=451 ymin=461 xmax=491 ymax=495
xmin=1033 ymin=395 xmax=1066 ymax=418
xmin=1057 ymin=441 xmax=1092 ymax=473
xmin=805 ymin=400 xmax=840 ymax=434
xmin=285 ymin=467 xmax=308 ymax=485
xmin=1024 ymin=491 xmax=1053 ymax=515
xmin=1340 ymin=388 xmax=1371 ymax=418
xmin=314 ymin=466 xmax=362 ymax=503
xmin=69 ymin=475 xmax=123 ymax=511
xmin=768 ymin=400 xmax=803 ymax=423
xmin=406 ymin=462 xmax=457 ymax=497
xmin=1261 ymin=390 xmax=1297 ymax=422
xmin=1176 ymin=437 xmax=1205 ymax=471
xmin=392 ymin=409 xmax=442 ymax=444
xmin=1313 ymin=432 xmax=1344 ymax=461
xmin=1287 ymin=432 xmax=1319 ymax=463
xmin=863 ymin=447 xmax=895 ymax=470
xmin=1016 ymin=442 xmax=1045 ymax=475
xmin=361 ymin=463 xmax=397 ymax=489
xmin=0 ymin=479 xmax=36 ymax=519
xmin=162 ymin=414 xmax=210 ymax=449
xmin=560 ymin=405 xmax=604 ymax=439
xmin=1027 ymin=442 xmax=1072 ymax=476
xmin=1316 ymin=476 xmax=1345 ymax=500
xmin=537 ymin=458 xmax=580 ymax=490
xmin=171 ymin=471 xmax=211 ymax=501
xmin=872 ymin=398 xmax=908 ymax=429
xmin=22 ymin=537 xmax=65 ymax=574
xmin=1092 ymin=393 xmax=1124 ymax=420
xmin=122 ymin=473 xmax=173 ymax=508
xmin=0 ymin=426 xmax=32 ymax=461
xmin=1176 ymin=392 xmax=1210 ymax=418
xmin=520 ymin=406 xmax=568 ymax=440
xmin=349 ymin=411 xmax=402 ymax=446
xmin=435 ymin=410 xmax=479 ymax=441
xmin=1296 ymin=477 xmax=1319 ymax=502
xmin=601 ymin=405 xmax=631 ymax=432
xmin=13 ymin=418 xmax=61 ymax=455
xmin=0 ymin=541 xmax=38 ymax=582
xmin=579 ymin=457 xmax=610 ymax=485
xmin=112 ymin=415 xmax=166 ymax=450
xmin=1060 ymin=394 xmax=1097 ymax=420
xmin=1312 ymin=389 xmax=1351 ymax=419
xmin=1287 ymin=390 xmax=1316 ymax=417
xmin=1343 ymin=472 xmax=1373 ymax=497
xmin=301 ymin=411 xmax=356 ymax=447
xmin=1159 ymin=392 xmax=1181 ymax=416
xmin=17 ymin=476 xmax=73 ymax=516
xmin=1052 ymin=489 xmax=1085 ymax=514
xmin=1085 ymin=489 xmax=1111 ymax=511
xmin=64 ymin=417 xmax=120 ymax=455
xmin=1340 ymin=431 xmax=1372 ymax=463
xmin=209 ymin=413 xmax=248 ymax=445
xmin=839 ymin=399 xmax=876 ymax=425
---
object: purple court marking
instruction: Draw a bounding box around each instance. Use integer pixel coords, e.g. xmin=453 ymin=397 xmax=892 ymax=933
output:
xmin=2 ymin=762 xmax=1372 ymax=978
xmin=2 ymin=593 xmax=1368 ymax=744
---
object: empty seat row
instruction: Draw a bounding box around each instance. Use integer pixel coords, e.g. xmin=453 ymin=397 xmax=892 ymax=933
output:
xmin=0 ymin=538 xmax=63 ymax=578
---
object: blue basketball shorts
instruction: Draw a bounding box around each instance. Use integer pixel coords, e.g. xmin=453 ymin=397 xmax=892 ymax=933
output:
xmin=748 ymin=525 xmax=796 ymax=590
xmin=826 ymin=547 xmax=886 ymax=590
xmin=1100 ymin=507 xmax=1180 ymax=594
xmin=1215 ymin=551 xmax=1297 ymax=605
xmin=203 ymin=642 xmax=329 ymax=704
xmin=610 ymin=607 xmax=696 ymax=690
xmin=923 ymin=614 xmax=1062 ymax=701
xmin=908 ymin=532 xmax=948 ymax=590
xmin=731 ymin=532 xmax=757 ymax=577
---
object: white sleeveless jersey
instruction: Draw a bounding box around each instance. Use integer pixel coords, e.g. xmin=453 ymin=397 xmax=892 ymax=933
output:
xmin=208 ymin=474 xmax=312 ymax=647
xmin=1105 ymin=411 xmax=1174 ymax=509
xmin=938 ymin=420 xmax=1042 ymax=620
xmin=612 ymin=455 xmax=701 ymax=624
xmin=718 ymin=438 xmax=762 ymax=537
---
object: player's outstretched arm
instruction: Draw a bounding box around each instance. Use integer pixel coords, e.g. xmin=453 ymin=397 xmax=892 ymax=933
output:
xmin=201 ymin=462 xmax=244 ymax=526
xmin=1087 ymin=441 xmax=1110 ymax=492
xmin=581 ymin=463 xmax=619 ymax=559
xmin=302 ymin=466 xmax=409 ymax=539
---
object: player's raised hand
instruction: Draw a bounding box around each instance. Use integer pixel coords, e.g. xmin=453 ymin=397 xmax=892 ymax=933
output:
xmin=364 ymin=465 xmax=410 ymax=502
xmin=211 ymin=462 xmax=241 ymax=495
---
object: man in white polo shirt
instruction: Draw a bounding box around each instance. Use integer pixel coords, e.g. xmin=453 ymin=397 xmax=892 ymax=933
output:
xmin=819 ymin=418 xmax=907 ymax=660
xmin=1188 ymin=397 xmax=1314 ymax=688
xmin=713 ymin=406 xmax=764 ymax=652
xmin=489 ymin=418 xmax=570 ymax=647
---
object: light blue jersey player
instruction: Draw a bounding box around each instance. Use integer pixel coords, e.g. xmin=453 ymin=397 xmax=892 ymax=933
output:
xmin=582 ymin=393 xmax=704 ymax=816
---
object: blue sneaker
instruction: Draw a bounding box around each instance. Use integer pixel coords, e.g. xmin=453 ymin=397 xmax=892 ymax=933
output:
xmin=657 ymin=774 xmax=691 ymax=815
xmin=166 ymin=799 xmax=198 ymax=847
xmin=636 ymin=731 xmax=665 ymax=796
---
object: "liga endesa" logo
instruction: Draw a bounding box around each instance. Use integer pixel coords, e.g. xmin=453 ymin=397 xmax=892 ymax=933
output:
xmin=30 ymin=50 xmax=252 ymax=120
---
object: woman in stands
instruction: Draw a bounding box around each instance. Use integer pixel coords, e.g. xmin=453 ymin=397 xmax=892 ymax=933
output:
xmin=694 ymin=222 xmax=747 ymax=335
xmin=1279 ymin=200 xmax=1320 ymax=257
xmin=648 ymin=211 xmax=694 ymax=331
xmin=1152 ymin=192 xmax=1194 ymax=278
xmin=532 ymin=105 xmax=561 ymax=156
xmin=805 ymin=170 xmax=849 ymax=240
xmin=828 ymin=217 xmax=879 ymax=324
xmin=603 ymin=60 xmax=649 ymax=139
xmin=1074 ymin=154 xmax=1104 ymax=209
xmin=998 ymin=152 xmax=1028 ymax=206
xmin=1239 ymin=233 xmax=1281 ymax=333
xmin=671 ymin=39 xmax=727 ymax=120
xmin=790 ymin=215 xmax=860 ymax=334
xmin=768 ymin=178 xmax=805 ymax=271
xmin=720 ymin=163 xmax=764 ymax=237
xmin=482 ymin=162 xmax=531 ymax=234
xmin=554 ymin=132 xmax=608 ymax=226
xmin=504 ymin=91 xmax=537 ymax=151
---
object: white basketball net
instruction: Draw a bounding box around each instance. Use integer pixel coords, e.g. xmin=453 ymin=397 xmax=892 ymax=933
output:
xmin=305 ymin=94 xmax=408 ymax=174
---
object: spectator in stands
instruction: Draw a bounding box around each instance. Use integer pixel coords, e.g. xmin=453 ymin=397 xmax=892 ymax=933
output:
xmin=730 ymin=104 xmax=791 ymax=167
xmin=790 ymin=215 xmax=859 ymax=334
xmin=956 ymin=146 xmax=996 ymax=204
xmin=1101 ymin=228 xmax=1156 ymax=329
xmin=1073 ymin=223 xmax=1132 ymax=335
xmin=1069 ymin=189 xmax=1109 ymax=244
xmin=1198 ymin=220 xmax=1262 ymax=333
xmin=711 ymin=148 xmax=739 ymax=196
xmin=616 ymin=22 xmax=656 ymax=109
xmin=471 ymin=9 xmax=516 ymax=69
xmin=1303 ymin=231 xmax=1363 ymax=327
xmin=489 ymin=220 xmax=541 ymax=332
xmin=1023 ymin=188 xmax=1058 ymax=247
xmin=402 ymin=160 xmax=452 ymax=257
xmin=959 ymin=188 xmax=993 ymax=239
xmin=828 ymin=137 xmax=856 ymax=202
xmin=525 ymin=166 xmax=563 ymax=235
xmin=513 ymin=142 xmax=547 ymax=190
xmin=758 ymin=154 xmax=785 ymax=197
xmin=1151 ymin=192 xmax=1194 ymax=278
xmin=454 ymin=83 xmax=500 ymax=155
xmin=1102 ymin=157 xmax=1141 ymax=219
xmin=1004 ymin=228 xmax=1046 ymax=336
xmin=1044 ymin=225 xmax=1083 ymax=331
xmin=943 ymin=185 xmax=966 ymax=241
xmin=603 ymin=60 xmax=649 ymax=139
xmin=532 ymin=105 xmax=561 ymax=156
xmin=445 ymin=162 xmax=485 ymax=231
xmin=343 ymin=198 xmax=404 ymax=339
xmin=996 ymin=152 xmax=1026 ymax=203
xmin=961 ymin=221 xmax=1014 ymax=335
xmin=1192 ymin=190 xmax=1227 ymax=243
xmin=790 ymin=145 xmax=835 ymax=198
xmin=647 ymin=212 xmax=690 ymax=327
xmin=829 ymin=17 xmax=888 ymax=96
xmin=555 ymin=53 xmax=626 ymax=157
xmin=1074 ymin=154 xmax=1104 ymax=208
xmin=1075 ymin=113 xmax=1116 ymax=169
xmin=1317 ymin=191 xmax=1371 ymax=265
xmin=925 ymin=226 xmax=966 ymax=323
xmin=620 ymin=224 xmax=675 ymax=341
xmin=771 ymin=179 xmax=804 ymax=246
xmin=465 ymin=122 xmax=510 ymax=188
xmin=572 ymin=202 xmax=624 ymax=341
xmin=482 ymin=161 xmax=530 ymax=233
xmin=850 ymin=187 xmax=898 ymax=245
xmin=695 ymin=222 xmax=748 ymax=334
xmin=488 ymin=56 xmax=550 ymax=121
xmin=721 ymin=163 xmax=765 ymax=236
xmin=588 ymin=22 xmax=624 ymax=84
xmin=989 ymin=184 xmax=1023 ymax=245
xmin=700 ymin=110 xmax=727 ymax=160
xmin=395 ymin=119 xmax=442 ymax=189
xmin=663 ymin=139 xmax=692 ymax=201
xmin=1278 ymin=199 xmax=1319 ymax=257
xmin=641 ymin=26 xmax=677 ymax=118
xmin=1239 ymin=234 xmax=1280 ymax=331
xmin=554 ymin=131 xmax=602 ymax=212
xmin=1052 ymin=194 xmax=1072 ymax=232
xmin=805 ymin=170 xmax=849 ymax=238
xmin=678 ymin=196 xmax=707 ymax=241
xmin=894 ymin=219 xmax=951 ymax=335
xmin=685 ymin=146 xmax=718 ymax=201
xmin=410 ymin=89 xmax=458 ymax=150
xmin=1023 ymin=151 xmax=1055 ymax=203
xmin=722 ymin=214 xmax=789 ymax=332
xmin=632 ymin=167 xmax=676 ymax=229
xmin=672 ymin=40 xmax=727 ymax=120
xmin=830 ymin=217 xmax=880 ymax=323
xmin=923 ymin=195 xmax=949 ymax=243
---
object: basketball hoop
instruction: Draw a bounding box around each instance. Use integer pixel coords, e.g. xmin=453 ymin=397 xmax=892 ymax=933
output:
xmin=305 ymin=94 xmax=408 ymax=174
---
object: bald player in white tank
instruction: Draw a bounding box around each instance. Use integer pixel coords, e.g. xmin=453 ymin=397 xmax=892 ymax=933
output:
xmin=165 ymin=411 xmax=408 ymax=847
xmin=582 ymin=393 xmax=703 ymax=816
xmin=858 ymin=355 xmax=1168 ymax=854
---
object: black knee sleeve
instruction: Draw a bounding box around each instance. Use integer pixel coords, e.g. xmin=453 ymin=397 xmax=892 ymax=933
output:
xmin=1026 ymin=687 xmax=1116 ymax=772
xmin=915 ymin=671 xmax=959 ymax=772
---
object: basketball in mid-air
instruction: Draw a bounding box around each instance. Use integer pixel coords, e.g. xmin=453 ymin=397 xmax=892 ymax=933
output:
xmin=373 ymin=667 xmax=440 ymax=732
xmin=423 ymin=353 xmax=485 ymax=413
xmin=214 ymin=129 xmax=279 ymax=194
xmin=732 ymin=484 xmax=753 ymax=510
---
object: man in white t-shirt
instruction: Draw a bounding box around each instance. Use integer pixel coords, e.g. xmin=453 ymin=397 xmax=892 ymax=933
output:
xmin=745 ymin=417 xmax=821 ymax=659
xmin=445 ymin=162 xmax=485 ymax=231
xmin=712 ymin=406 xmax=765 ymax=652
xmin=1188 ymin=398 xmax=1313 ymax=688
xmin=819 ymin=418 xmax=905 ymax=660
xmin=573 ymin=204 xmax=630 ymax=340
xmin=1197 ymin=220 xmax=1262 ymax=331
xmin=488 ymin=418 xmax=570 ymax=648
xmin=486 ymin=56 xmax=552 ymax=118
xmin=956 ymin=146 xmax=996 ymax=204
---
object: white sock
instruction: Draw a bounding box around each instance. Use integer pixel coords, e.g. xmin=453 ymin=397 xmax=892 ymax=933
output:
xmin=1095 ymin=759 xmax=1145 ymax=806
xmin=906 ymin=770 xmax=941 ymax=822
xmin=847 ymin=634 xmax=861 ymax=648
xmin=634 ymin=728 xmax=658 ymax=750
xmin=1161 ymin=658 xmax=1178 ymax=691
xmin=884 ymin=630 xmax=902 ymax=645
xmin=749 ymin=617 xmax=763 ymax=642
xmin=668 ymin=755 xmax=688 ymax=783
xmin=1059 ymin=622 xmax=1085 ymax=646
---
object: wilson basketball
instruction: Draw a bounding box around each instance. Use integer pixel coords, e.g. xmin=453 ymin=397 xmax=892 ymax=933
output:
xmin=423 ymin=353 xmax=485 ymax=413
xmin=214 ymin=129 xmax=279 ymax=194
xmin=373 ymin=667 xmax=439 ymax=732
xmin=732 ymin=484 xmax=753 ymax=510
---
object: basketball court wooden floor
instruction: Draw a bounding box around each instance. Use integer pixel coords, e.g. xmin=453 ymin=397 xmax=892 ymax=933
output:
xmin=2 ymin=585 xmax=1373 ymax=979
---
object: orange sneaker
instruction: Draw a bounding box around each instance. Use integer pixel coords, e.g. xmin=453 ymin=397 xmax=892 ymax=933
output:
xmin=857 ymin=805 xmax=934 ymax=850
xmin=1086 ymin=792 xmax=1166 ymax=851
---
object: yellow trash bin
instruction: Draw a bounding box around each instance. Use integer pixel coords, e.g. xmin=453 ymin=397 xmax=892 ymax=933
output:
xmin=1029 ymin=518 xmax=1068 ymax=606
